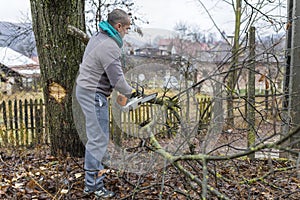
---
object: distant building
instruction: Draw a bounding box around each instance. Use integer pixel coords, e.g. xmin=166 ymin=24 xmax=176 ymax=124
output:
xmin=157 ymin=38 xmax=210 ymax=58
xmin=134 ymin=47 xmax=169 ymax=57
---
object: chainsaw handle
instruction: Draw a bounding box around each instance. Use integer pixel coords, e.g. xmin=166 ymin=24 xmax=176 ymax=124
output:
xmin=131 ymin=81 xmax=144 ymax=97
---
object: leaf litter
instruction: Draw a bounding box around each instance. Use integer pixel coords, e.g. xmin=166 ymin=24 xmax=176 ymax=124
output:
xmin=0 ymin=145 xmax=299 ymax=199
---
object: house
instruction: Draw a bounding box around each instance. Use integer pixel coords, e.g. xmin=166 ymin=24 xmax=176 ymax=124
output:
xmin=0 ymin=47 xmax=40 ymax=94
xmin=134 ymin=47 xmax=166 ymax=57
xmin=157 ymin=38 xmax=210 ymax=58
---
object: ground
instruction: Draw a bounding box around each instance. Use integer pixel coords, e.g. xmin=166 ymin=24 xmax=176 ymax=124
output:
xmin=0 ymin=145 xmax=299 ymax=200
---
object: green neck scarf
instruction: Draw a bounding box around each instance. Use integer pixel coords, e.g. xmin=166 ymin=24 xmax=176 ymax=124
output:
xmin=99 ymin=21 xmax=123 ymax=48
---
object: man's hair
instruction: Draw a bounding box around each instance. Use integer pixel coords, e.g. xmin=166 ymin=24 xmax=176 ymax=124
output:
xmin=107 ymin=9 xmax=130 ymax=26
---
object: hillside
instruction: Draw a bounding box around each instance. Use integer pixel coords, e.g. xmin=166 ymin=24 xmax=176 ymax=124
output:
xmin=0 ymin=21 xmax=36 ymax=57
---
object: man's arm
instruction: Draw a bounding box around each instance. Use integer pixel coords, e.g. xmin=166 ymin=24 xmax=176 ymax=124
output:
xmin=105 ymin=59 xmax=133 ymax=97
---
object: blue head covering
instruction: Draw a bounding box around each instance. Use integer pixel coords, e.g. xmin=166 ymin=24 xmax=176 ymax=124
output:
xmin=98 ymin=21 xmax=123 ymax=48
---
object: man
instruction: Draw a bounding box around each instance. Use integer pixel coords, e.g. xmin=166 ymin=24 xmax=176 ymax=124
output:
xmin=76 ymin=9 xmax=135 ymax=198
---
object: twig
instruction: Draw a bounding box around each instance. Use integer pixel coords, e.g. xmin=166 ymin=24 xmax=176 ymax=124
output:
xmin=239 ymin=166 xmax=295 ymax=186
xmin=174 ymin=161 xmax=230 ymax=200
xmin=28 ymin=174 xmax=55 ymax=199
xmin=280 ymin=189 xmax=300 ymax=199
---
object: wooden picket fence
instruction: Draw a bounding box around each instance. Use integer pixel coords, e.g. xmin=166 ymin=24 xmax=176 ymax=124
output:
xmin=111 ymin=102 xmax=181 ymax=140
xmin=0 ymin=99 xmax=47 ymax=147
xmin=0 ymin=97 xmax=212 ymax=147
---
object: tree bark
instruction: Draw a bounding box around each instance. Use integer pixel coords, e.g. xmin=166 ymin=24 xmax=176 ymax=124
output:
xmin=289 ymin=0 xmax=300 ymax=150
xmin=226 ymin=0 xmax=242 ymax=127
xmin=30 ymin=0 xmax=85 ymax=157
xmin=280 ymin=0 xmax=293 ymax=158
xmin=247 ymin=26 xmax=256 ymax=160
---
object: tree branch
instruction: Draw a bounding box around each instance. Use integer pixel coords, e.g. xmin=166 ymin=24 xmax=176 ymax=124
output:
xmin=67 ymin=25 xmax=90 ymax=45
xmin=172 ymin=125 xmax=300 ymax=162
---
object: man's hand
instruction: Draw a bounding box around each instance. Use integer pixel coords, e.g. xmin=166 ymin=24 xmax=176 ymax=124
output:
xmin=117 ymin=88 xmax=143 ymax=107
xmin=130 ymin=89 xmax=143 ymax=98
xmin=116 ymin=94 xmax=128 ymax=106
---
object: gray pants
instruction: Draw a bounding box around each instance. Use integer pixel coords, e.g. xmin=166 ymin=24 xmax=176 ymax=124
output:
xmin=75 ymin=85 xmax=109 ymax=191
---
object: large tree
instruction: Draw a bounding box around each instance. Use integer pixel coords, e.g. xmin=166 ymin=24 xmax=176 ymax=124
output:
xmin=285 ymin=0 xmax=300 ymax=150
xmin=29 ymin=0 xmax=140 ymax=157
xmin=30 ymin=0 xmax=86 ymax=156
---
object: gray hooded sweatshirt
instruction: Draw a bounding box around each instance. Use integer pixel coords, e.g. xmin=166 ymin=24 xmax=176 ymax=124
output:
xmin=76 ymin=31 xmax=132 ymax=97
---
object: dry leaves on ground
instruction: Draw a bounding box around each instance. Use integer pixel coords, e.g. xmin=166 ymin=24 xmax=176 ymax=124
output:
xmin=0 ymin=145 xmax=299 ymax=199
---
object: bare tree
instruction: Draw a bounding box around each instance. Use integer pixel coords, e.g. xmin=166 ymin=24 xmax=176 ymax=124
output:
xmin=284 ymin=0 xmax=300 ymax=151
xmin=85 ymin=0 xmax=144 ymax=35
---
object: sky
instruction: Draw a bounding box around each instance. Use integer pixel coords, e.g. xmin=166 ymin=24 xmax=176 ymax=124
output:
xmin=0 ymin=0 xmax=32 ymax=22
xmin=0 ymin=0 xmax=286 ymax=36
xmin=133 ymin=0 xmax=234 ymax=33
xmin=0 ymin=0 xmax=235 ymax=34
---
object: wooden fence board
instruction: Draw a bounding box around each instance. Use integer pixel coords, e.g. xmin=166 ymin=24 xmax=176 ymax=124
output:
xmin=24 ymin=99 xmax=29 ymax=145
xmin=19 ymin=100 xmax=24 ymax=146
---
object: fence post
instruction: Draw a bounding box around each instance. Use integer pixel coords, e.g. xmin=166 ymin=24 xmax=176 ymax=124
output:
xmin=247 ymin=26 xmax=256 ymax=160
xmin=1 ymin=101 xmax=8 ymax=145
xmin=8 ymin=100 xmax=13 ymax=145
xmin=39 ymin=99 xmax=45 ymax=143
xmin=35 ymin=99 xmax=41 ymax=144
xmin=14 ymin=99 xmax=19 ymax=145
xmin=19 ymin=99 xmax=24 ymax=146
xmin=24 ymin=99 xmax=29 ymax=145
xmin=30 ymin=99 xmax=34 ymax=145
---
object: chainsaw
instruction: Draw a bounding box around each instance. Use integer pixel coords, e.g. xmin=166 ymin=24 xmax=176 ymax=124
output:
xmin=116 ymin=83 xmax=157 ymax=112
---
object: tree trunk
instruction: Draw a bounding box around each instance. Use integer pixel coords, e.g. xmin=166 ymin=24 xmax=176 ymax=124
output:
xmin=30 ymin=0 xmax=85 ymax=157
xmin=247 ymin=26 xmax=256 ymax=160
xmin=289 ymin=0 xmax=300 ymax=150
xmin=280 ymin=0 xmax=293 ymax=158
xmin=226 ymin=0 xmax=242 ymax=127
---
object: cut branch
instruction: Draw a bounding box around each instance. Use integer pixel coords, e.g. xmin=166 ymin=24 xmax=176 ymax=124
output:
xmin=67 ymin=25 xmax=90 ymax=45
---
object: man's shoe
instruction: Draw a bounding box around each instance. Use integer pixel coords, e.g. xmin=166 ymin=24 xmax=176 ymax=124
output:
xmin=83 ymin=187 xmax=93 ymax=195
xmin=94 ymin=187 xmax=115 ymax=198
xmin=83 ymin=187 xmax=115 ymax=198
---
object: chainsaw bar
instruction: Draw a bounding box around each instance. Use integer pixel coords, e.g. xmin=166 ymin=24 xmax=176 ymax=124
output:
xmin=140 ymin=93 xmax=157 ymax=104
xmin=122 ymin=93 xmax=157 ymax=112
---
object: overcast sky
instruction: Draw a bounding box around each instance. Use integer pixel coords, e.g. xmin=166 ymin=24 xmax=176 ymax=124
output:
xmin=134 ymin=0 xmax=234 ymax=32
xmin=0 ymin=0 xmax=235 ymax=33
xmin=0 ymin=0 xmax=286 ymax=36
xmin=0 ymin=0 xmax=32 ymax=23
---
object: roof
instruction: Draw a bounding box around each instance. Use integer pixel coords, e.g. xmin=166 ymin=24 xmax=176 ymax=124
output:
xmin=157 ymin=38 xmax=210 ymax=58
xmin=0 ymin=47 xmax=40 ymax=78
xmin=0 ymin=47 xmax=37 ymax=67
